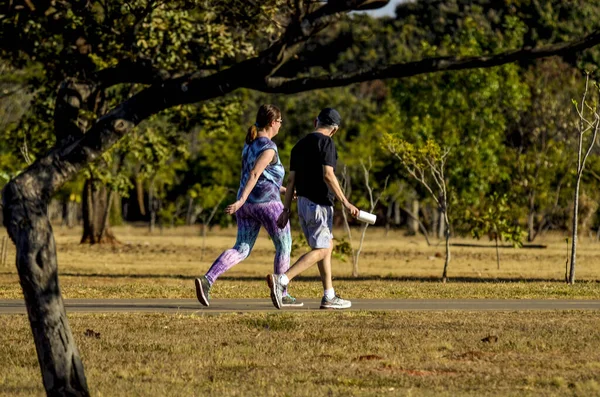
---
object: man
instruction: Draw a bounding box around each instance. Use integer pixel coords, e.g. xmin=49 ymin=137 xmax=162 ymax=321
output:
xmin=268 ymin=108 xmax=360 ymax=310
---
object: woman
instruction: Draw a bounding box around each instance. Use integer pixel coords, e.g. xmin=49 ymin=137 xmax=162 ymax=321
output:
xmin=195 ymin=104 xmax=301 ymax=307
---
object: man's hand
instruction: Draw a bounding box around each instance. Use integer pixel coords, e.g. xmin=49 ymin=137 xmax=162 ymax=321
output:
xmin=280 ymin=186 xmax=297 ymax=201
xmin=277 ymin=210 xmax=290 ymax=229
xmin=344 ymin=202 xmax=360 ymax=218
xmin=225 ymin=200 xmax=244 ymax=215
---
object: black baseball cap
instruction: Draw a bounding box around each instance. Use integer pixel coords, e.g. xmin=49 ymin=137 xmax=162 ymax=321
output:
xmin=317 ymin=108 xmax=342 ymax=127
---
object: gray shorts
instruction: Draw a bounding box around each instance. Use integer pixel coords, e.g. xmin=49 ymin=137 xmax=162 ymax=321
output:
xmin=297 ymin=196 xmax=333 ymax=249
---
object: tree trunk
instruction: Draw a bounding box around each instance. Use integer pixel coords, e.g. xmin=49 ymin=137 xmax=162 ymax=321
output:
xmin=136 ymin=177 xmax=146 ymax=216
xmin=527 ymin=191 xmax=536 ymax=242
xmin=495 ymin=233 xmax=500 ymax=270
xmin=149 ymin=179 xmax=156 ymax=233
xmin=385 ymin=202 xmax=393 ymax=236
xmin=401 ymin=207 xmax=432 ymax=246
xmin=186 ymin=197 xmax=194 ymax=225
xmin=437 ymin=207 xmax=445 ymax=239
xmin=81 ymin=179 xmax=118 ymax=244
xmin=393 ymin=200 xmax=401 ymax=225
xmin=408 ymin=199 xmax=419 ymax=235
xmin=441 ymin=210 xmax=451 ymax=283
xmin=432 ymin=207 xmax=439 ymax=238
xmin=98 ymin=190 xmax=115 ymax=241
xmin=62 ymin=200 xmax=78 ymax=228
xmin=3 ymin=180 xmax=90 ymax=396
xmin=569 ymin=175 xmax=582 ymax=284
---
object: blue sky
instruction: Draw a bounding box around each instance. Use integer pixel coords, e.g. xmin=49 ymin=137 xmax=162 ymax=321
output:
xmin=361 ymin=0 xmax=406 ymax=18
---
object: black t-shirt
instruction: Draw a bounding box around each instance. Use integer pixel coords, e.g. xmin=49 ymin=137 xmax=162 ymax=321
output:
xmin=290 ymin=132 xmax=337 ymax=206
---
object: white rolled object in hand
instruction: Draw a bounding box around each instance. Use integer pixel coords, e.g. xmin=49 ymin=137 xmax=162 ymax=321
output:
xmin=357 ymin=210 xmax=377 ymax=225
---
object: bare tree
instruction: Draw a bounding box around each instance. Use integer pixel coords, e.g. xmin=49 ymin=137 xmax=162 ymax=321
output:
xmin=384 ymin=139 xmax=451 ymax=282
xmin=340 ymin=159 xmax=388 ymax=276
xmin=340 ymin=165 xmax=357 ymax=264
xmin=354 ymin=158 xmax=389 ymax=276
xmin=401 ymin=205 xmax=432 ymax=246
xmin=568 ymin=74 xmax=600 ymax=284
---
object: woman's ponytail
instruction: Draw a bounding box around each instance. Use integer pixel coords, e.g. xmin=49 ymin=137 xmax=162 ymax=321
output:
xmin=246 ymin=124 xmax=258 ymax=144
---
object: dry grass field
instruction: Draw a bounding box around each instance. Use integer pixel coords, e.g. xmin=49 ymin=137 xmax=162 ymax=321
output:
xmin=1 ymin=225 xmax=600 ymax=396
xmin=1 ymin=225 xmax=600 ymax=300
xmin=1 ymin=311 xmax=600 ymax=396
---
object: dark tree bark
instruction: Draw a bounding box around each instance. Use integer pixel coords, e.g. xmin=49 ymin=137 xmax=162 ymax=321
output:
xmin=2 ymin=181 xmax=89 ymax=396
xmin=4 ymin=1 xmax=600 ymax=394
xmin=80 ymin=179 xmax=117 ymax=244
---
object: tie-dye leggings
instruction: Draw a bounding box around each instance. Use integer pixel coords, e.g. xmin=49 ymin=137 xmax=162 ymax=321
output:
xmin=205 ymin=201 xmax=291 ymax=287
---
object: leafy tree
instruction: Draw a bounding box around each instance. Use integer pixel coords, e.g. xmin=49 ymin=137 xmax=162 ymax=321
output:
xmin=505 ymin=58 xmax=582 ymax=241
xmin=383 ymin=136 xmax=452 ymax=281
xmin=468 ymin=192 xmax=525 ymax=269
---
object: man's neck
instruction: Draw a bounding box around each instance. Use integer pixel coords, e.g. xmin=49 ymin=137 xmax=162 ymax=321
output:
xmin=313 ymin=128 xmax=331 ymax=137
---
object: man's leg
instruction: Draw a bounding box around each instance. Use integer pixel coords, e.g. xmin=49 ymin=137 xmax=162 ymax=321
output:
xmin=316 ymin=243 xmax=350 ymax=309
xmin=317 ymin=208 xmax=351 ymax=309
xmin=286 ymin=247 xmax=329 ymax=280
xmin=316 ymin=244 xmax=334 ymax=291
xmin=267 ymin=197 xmax=332 ymax=309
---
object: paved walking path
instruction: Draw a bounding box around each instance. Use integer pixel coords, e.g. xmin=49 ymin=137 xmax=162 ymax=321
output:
xmin=1 ymin=299 xmax=600 ymax=314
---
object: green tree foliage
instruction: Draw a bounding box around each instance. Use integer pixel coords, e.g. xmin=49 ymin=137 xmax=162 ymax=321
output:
xmin=0 ymin=1 xmax=277 ymax=235
xmin=468 ymin=192 xmax=526 ymax=269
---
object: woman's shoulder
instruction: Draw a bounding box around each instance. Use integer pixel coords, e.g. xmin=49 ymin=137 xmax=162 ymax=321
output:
xmin=253 ymin=137 xmax=277 ymax=150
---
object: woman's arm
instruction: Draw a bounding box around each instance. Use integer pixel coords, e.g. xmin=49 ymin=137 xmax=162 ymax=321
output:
xmin=225 ymin=149 xmax=275 ymax=214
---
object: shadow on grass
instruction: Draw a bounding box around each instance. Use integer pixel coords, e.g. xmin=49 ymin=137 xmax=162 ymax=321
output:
xmin=2 ymin=271 xmax=599 ymax=284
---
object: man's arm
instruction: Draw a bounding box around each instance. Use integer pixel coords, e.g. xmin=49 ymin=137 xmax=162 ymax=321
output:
xmin=323 ymin=165 xmax=359 ymax=217
xmin=276 ymin=171 xmax=296 ymax=229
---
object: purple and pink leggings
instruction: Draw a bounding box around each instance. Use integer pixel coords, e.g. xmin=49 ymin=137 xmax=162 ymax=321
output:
xmin=205 ymin=201 xmax=291 ymax=289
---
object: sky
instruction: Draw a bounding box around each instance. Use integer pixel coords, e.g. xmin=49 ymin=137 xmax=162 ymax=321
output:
xmin=360 ymin=0 xmax=407 ymax=18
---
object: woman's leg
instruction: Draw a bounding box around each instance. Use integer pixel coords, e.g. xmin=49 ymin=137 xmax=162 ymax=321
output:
xmin=205 ymin=208 xmax=260 ymax=285
xmin=255 ymin=201 xmax=291 ymax=275
xmin=255 ymin=202 xmax=292 ymax=296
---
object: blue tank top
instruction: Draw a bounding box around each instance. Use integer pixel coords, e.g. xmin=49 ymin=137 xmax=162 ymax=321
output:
xmin=237 ymin=137 xmax=285 ymax=204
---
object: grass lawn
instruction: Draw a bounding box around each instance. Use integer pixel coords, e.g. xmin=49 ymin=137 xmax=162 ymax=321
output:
xmin=1 ymin=225 xmax=599 ymax=396
xmin=1 ymin=225 xmax=599 ymax=300
xmin=1 ymin=311 xmax=599 ymax=396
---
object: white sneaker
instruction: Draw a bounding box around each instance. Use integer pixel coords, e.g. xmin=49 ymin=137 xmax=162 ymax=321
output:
xmin=320 ymin=295 xmax=351 ymax=309
xmin=281 ymin=294 xmax=304 ymax=307
xmin=267 ymin=274 xmax=284 ymax=309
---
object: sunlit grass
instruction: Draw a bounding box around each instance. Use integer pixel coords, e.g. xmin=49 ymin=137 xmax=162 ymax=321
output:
xmin=1 ymin=311 xmax=599 ymax=396
xmin=1 ymin=225 xmax=599 ymax=299
xmin=1 ymin=226 xmax=599 ymax=396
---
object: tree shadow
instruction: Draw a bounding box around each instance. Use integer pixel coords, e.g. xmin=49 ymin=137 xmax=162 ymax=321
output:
xmin=1 ymin=272 xmax=596 ymax=284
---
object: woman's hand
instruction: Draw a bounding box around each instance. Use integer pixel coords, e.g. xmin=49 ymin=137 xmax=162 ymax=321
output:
xmin=225 ymin=200 xmax=244 ymax=215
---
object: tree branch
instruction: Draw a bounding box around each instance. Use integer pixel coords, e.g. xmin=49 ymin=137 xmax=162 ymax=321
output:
xmin=260 ymin=29 xmax=600 ymax=93
xmin=93 ymin=59 xmax=177 ymax=87
xmin=254 ymin=0 xmax=387 ymax=77
xmin=15 ymin=12 xmax=600 ymax=204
